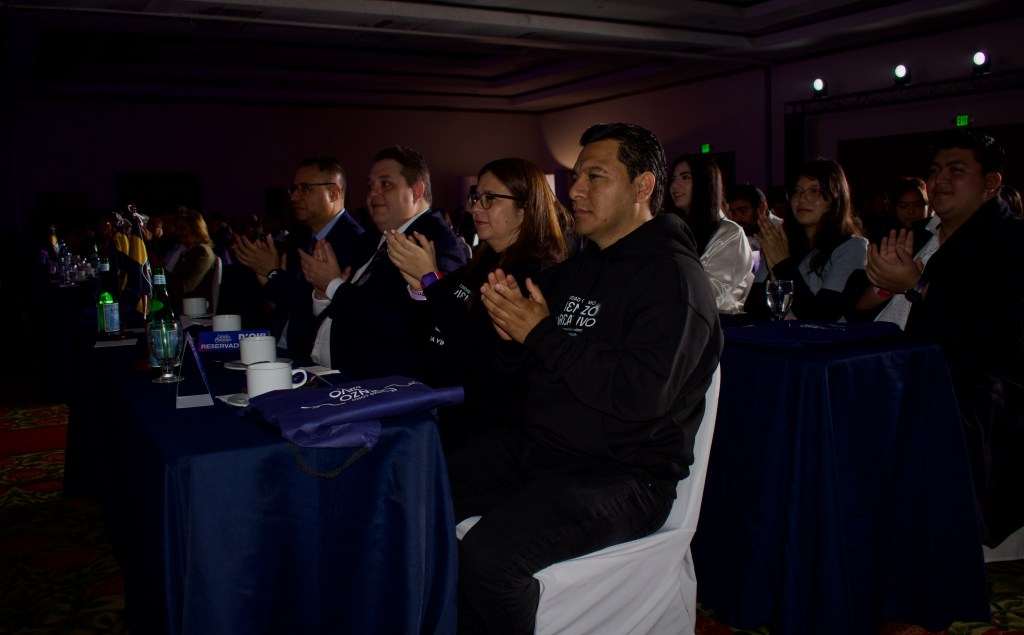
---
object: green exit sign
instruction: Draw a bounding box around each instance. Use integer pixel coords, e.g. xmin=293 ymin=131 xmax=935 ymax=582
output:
xmin=956 ymin=114 xmax=971 ymax=127
xmin=701 ymin=143 xmax=711 ymax=154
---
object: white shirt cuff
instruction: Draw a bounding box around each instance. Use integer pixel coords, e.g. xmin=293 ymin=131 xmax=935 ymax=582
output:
xmin=326 ymin=277 xmax=345 ymax=300
xmin=311 ymin=291 xmax=330 ymax=316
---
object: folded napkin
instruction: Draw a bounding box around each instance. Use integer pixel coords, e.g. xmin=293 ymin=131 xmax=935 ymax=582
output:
xmin=239 ymin=375 xmax=464 ymax=449
xmin=180 ymin=315 xmax=213 ymax=329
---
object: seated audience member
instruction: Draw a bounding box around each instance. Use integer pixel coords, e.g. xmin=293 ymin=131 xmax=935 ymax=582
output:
xmin=866 ymin=177 xmax=932 ymax=244
xmin=726 ymin=182 xmax=767 ymax=238
xmin=147 ymin=211 xmax=178 ymax=266
xmin=163 ymin=206 xmax=189 ymax=272
xmin=891 ymin=176 xmax=931 ymax=228
xmin=450 ymin=123 xmax=722 ymax=634
xmin=167 ymin=209 xmax=217 ymax=314
xmin=233 ymin=156 xmax=363 ymax=361
xmin=84 ymin=215 xmax=117 ymax=261
xmin=300 ymin=146 xmax=467 ymax=378
xmin=854 ymin=178 xmax=937 ymax=326
xmin=750 ymin=158 xmax=869 ymax=322
xmin=727 ymin=182 xmax=778 ymax=270
xmin=865 ymin=130 xmax=1024 ymax=547
xmin=206 ymin=212 xmax=235 ymax=264
xmin=387 ymin=157 xmax=572 ymax=450
xmin=1001 ymin=184 xmax=1024 ymax=216
xmin=142 ymin=214 xmax=160 ymax=245
xmin=669 ymin=154 xmax=754 ymax=313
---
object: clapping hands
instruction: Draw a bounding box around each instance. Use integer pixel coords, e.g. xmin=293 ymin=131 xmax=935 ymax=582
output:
xmin=387 ymin=230 xmax=438 ymax=291
xmin=299 ymin=239 xmax=350 ymax=298
xmin=755 ymin=213 xmax=789 ymax=273
xmin=866 ymin=229 xmax=922 ymax=294
xmin=480 ymin=268 xmax=549 ymax=343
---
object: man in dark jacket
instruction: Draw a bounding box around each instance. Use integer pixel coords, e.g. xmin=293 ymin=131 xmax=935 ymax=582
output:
xmin=452 ymin=123 xmax=723 ymax=634
xmin=868 ymin=130 xmax=1024 ymax=547
xmin=232 ymin=155 xmax=364 ymax=362
xmin=300 ymin=146 xmax=466 ymax=378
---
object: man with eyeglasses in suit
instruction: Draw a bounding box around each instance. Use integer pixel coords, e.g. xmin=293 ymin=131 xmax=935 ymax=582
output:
xmin=299 ymin=145 xmax=467 ymax=377
xmin=232 ymin=155 xmax=364 ymax=362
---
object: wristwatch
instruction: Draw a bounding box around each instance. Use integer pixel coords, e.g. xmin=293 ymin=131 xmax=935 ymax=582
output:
xmin=266 ymin=268 xmax=283 ymax=282
xmin=904 ymin=273 xmax=929 ymax=303
xmin=420 ymin=271 xmax=442 ymax=289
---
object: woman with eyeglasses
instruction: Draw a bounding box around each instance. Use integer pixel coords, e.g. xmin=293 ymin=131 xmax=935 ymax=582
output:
xmin=387 ymin=157 xmax=572 ymax=450
xmin=749 ymin=158 xmax=869 ymax=322
xmin=668 ymin=153 xmax=754 ymax=314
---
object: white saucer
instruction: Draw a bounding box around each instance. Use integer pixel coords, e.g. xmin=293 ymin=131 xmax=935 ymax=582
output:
xmin=225 ymin=358 xmax=292 ymax=371
xmin=225 ymin=393 xmax=249 ymax=407
xmin=184 ymin=312 xmax=213 ymax=319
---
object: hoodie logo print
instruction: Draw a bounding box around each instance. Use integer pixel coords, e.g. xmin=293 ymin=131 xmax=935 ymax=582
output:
xmin=556 ymin=295 xmax=602 ymax=334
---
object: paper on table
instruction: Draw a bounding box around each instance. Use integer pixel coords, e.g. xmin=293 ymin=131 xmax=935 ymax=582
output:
xmin=94 ymin=338 xmax=138 ymax=348
xmin=181 ymin=315 xmax=213 ymax=328
xmin=177 ymin=393 xmax=215 ymax=408
xmin=303 ymin=365 xmax=340 ymax=376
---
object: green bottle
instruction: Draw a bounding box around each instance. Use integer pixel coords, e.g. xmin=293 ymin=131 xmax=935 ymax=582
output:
xmin=148 ymin=267 xmax=180 ymax=368
xmin=96 ymin=258 xmax=122 ymax=337
xmin=150 ymin=267 xmax=174 ymax=321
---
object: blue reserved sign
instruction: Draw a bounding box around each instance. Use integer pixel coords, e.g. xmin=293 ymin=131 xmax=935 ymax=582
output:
xmin=198 ymin=329 xmax=271 ymax=352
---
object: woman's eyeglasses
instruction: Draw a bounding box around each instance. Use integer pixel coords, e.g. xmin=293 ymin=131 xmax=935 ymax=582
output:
xmin=896 ymin=201 xmax=928 ymax=211
xmin=467 ymin=192 xmax=518 ymax=210
xmin=790 ymin=187 xmax=823 ymax=200
xmin=287 ymin=182 xmax=335 ymax=196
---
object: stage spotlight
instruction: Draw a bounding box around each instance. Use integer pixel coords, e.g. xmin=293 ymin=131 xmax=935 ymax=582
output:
xmin=973 ymin=51 xmax=991 ymax=75
xmin=812 ymin=78 xmax=827 ymax=98
xmin=894 ymin=64 xmax=910 ymax=86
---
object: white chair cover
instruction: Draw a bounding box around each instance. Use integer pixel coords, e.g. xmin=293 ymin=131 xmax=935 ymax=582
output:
xmin=455 ymin=366 xmax=721 ymax=635
xmin=210 ymin=256 xmax=223 ymax=315
xmin=984 ymin=524 xmax=1024 ymax=563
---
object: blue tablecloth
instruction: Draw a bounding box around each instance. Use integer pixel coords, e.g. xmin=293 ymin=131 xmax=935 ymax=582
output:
xmin=692 ymin=321 xmax=990 ymax=635
xmin=65 ymin=339 xmax=457 ymax=634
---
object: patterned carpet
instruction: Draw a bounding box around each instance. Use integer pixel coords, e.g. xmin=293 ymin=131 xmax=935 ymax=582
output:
xmin=0 ymin=405 xmax=127 ymax=634
xmin=0 ymin=404 xmax=1021 ymax=634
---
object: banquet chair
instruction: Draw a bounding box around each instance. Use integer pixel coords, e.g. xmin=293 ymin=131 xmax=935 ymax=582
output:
xmin=984 ymin=525 xmax=1024 ymax=563
xmin=210 ymin=256 xmax=223 ymax=315
xmin=455 ymin=366 xmax=721 ymax=635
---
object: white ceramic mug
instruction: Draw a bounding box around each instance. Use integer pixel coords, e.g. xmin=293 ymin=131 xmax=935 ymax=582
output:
xmin=212 ymin=314 xmax=242 ymax=332
xmin=239 ymin=334 xmax=277 ymax=365
xmin=183 ymin=297 xmax=210 ymax=316
xmin=246 ymin=362 xmax=308 ymax=398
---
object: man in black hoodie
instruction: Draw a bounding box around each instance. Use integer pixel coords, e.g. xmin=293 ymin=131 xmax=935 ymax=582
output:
xmin=451 ymin=123 xmax=723 ymax=634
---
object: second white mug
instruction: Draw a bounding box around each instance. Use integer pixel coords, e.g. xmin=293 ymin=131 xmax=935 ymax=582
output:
xmin=212 ymin=314 xmax=242 ymax=332
xmin=239 ymin=334 xmax=277 ymax=365
xmin=183 ymin=297 xmax=210 ymax=316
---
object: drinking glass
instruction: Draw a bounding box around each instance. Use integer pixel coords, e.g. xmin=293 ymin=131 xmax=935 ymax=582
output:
xmin=58 ymin=242 xmax=76 ymax=287
xmin=147 ymin=319 xmax=184 ymax=383
xmin=766 ymin=279 xmax=794 ymax=321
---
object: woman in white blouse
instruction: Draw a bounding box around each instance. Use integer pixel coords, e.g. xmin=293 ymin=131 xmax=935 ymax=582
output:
xmin=668 ymin=154 xmax=754 ymax=314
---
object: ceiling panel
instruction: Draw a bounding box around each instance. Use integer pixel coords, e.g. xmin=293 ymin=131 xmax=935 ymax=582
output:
xmin=4 ymin=0 xmax=1021 ymax=112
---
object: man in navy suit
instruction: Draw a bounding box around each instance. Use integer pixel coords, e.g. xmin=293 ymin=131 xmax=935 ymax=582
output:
xmin=301 ymin=146 xmax=467 ymax=378
xmin=232 ymin=155 xmax=364 ymax=362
